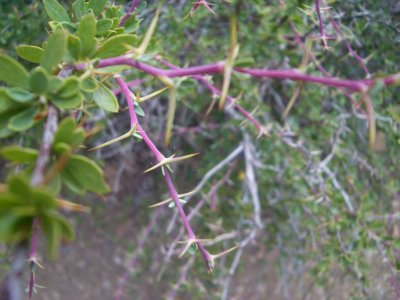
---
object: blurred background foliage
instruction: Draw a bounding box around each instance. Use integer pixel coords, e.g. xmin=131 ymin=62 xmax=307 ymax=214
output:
xmin=1 ymin=0 xmax=400 ymax=299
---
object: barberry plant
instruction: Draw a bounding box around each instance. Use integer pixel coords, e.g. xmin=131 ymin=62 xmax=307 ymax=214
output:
xmin=0 ymin=0 xmax=399 ymax=299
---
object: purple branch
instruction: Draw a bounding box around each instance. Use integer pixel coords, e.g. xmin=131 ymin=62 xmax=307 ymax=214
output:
xmin=0 ymin=106 xmax=58 ymax=300
xmin=234 ymin=67 xmax=367 ymax=91
xmin=288 ymin=22 xmax=366 ymax=113
xmin=97 ymin=56 xmax=224 ymax=78
xmin=119 ymin=0 xmax=141 ymax=27
xmin=315 ymin=0 xmax=328 ymax=47
xmin=93 ymin=55 xmax=399 ymax=93
xmin=115 ymin=78 xmax=212 ymax=270
xmin=322 ymin=0 xmax=370 ymax=76
xmin=113 ymin=79 xmax=143 ymax=96
xmin=157 ymin=58 xmax=267 ymax=135
xmin=115 ymin=77 xmax=164 ymax=161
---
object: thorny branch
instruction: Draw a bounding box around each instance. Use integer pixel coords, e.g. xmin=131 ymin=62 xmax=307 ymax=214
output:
xmin=0 ymin=106 xmax=58 ymax=300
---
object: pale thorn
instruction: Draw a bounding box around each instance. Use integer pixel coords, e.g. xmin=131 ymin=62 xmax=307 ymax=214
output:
xmin=89 ymin=124 xmax=138 ymax=151
xmin=158 ymin=76 xmax=174 ymax=88
xmin=27 ymin=257 xmax=44 ymax=269
xmin=79 ymin=68 xmax=93 ymax=81
xmin=178 ymin=239 xmax=195 ymax=258
xmin=298 ymin=5 xmax=314 ymax=16
xmin=219 ymin=15 xmax=239 ymax=110
xmin=135 ymin=87 xmax=169 ymax=103
xmin=239 ymin=106 xmax=259 ymax=127
xmin=56 ymin=199 xmax=91 ymax=213
xmin=137 ymin=7 xmax=161 ymax=55
xmin=120 ymin=87 xmax=169 ymax=111
xmin=85 ymin=126 xmax=102 ymax=139
xmin=148 ymin=198 xmax=173 ymax=208
xmin=219 ymin=44 xmax=240 ymax=110
xmin=209 ymin=244 xmax=240 ymax=260
xmin=205 ymin=95 xmax=218 ymax=116
xmin=143 ymin=153 xmax=199 ymax=173
xmin=177 ymin=238 xmax=211 ymax=258
xmin=182 ymin=1 xmax=216 ymax=20
xmin=256 ymin=126 xmax=270 ymax=139
xmin=124 ymin=46 xmax=140 ymax=58
xmin=32 ymin=284 xmax=46 ymax=289
xmin=225 ymin=91 xmax=243 ymax=110
xmin=149 ymin=190 xmax=197 ymax=208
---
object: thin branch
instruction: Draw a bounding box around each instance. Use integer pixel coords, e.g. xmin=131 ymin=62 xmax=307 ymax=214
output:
xmin=119 ymin=0 xmax=141 ymax=27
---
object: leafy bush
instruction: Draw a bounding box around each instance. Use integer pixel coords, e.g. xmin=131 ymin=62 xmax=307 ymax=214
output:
xmin=0 ymin=0 xmax=399 ymax=299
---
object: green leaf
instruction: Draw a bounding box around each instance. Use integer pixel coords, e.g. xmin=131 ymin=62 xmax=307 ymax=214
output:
xmin=53 ymin=118 xmax=85 ymax=148
xmin=124 ymin=15 xmax=141 ymax=34
xmin=93 ymin=82 xmax=119 ymax=112
xmin=5 ymin=88 xmax=35 ymax=103
xmin=60 ymin=168 xmax=85 ymax=194
xmin=95 ymin=34 xmax=137 ymax=58
xmin=40 ymin=211 xmax=62 ymax=258
xmin=48 ymin=174 xmax=62 ymax=195
xmin=1 ymin=146 xmax=38 ymax=163
xmin=67 ymin=35 xmax=81 ymax=61
xmin=11 ymin=217 xmax=35 ymax=242
xmin=48 ymin=76 xmax=64 ymax=94
xmin=57 ymin=77 xmax=80 ymax=98
xmin=80 ymin=76 xmax=98 ymax=92
xmin=0 ymin=53 xmax=29 ymax=89
xmin=134 ymin=102 xmax=145 ymax=117
xmin=105 ymin=5 xmax=121 ymax=19
xmin=0 ymin=111 xmax=16 ymax=138
xmin=29 ymin=67 xmax=49 ymax=94
xmin=8 ymin=107 xmax=36 ymax=131
xmin=62 ymin=154 xmax=110 ymax=194
xmin=41 ymin=30 xmax=67 ymax=73
xmin=234 ymin=57 xmax=255 ymax=67
xmin=52 ymin=93 xmax=84 ymax=109
xmin=73 ymin=0 xmax=85 ymax=21
xmin=43 ymin=0 xmax=72 ymax=23
xmin=96 ymin=18 xmax=113 ymax=35
xmin=77 ymin=14 xmax=97 ymax=57
xmin=0 ymin=193 xmax=26 ymax=213
xmin=32 ymin=188 xmax=57 ymax=209
xmin=53 ymin=142 xmax=72 ymax=155
xmin=7 ymin=176 xmax=32 ymax=200
xmin=12 ymin=207 xmax=37 ymax=218
xmin=0 ymin=215 xmax=18 ymax=242
xmin=16 ymin=45 xmax=44 ymax=63
xmin=0 ymin=89 xmax=14 ymax=112
xmin=53 ymin=213 xmax=74 ymax=241
xmin=88 ymin=0 xmax=108 ymax=16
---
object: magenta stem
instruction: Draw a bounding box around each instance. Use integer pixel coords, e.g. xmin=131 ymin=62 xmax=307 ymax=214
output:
xmin=315 ymin=0 xmax=326 ymax=43
xmin=118 ymin=0 xmax=141 ymax=27
xmin=98 ymin=56 xmax=224 ymax=78
xmin=234 ymin=67 xmax=367 ymax=91
xmin=115 ymin=77 xmax=212 ymax=269
xmin=289 ymin=22 xmax=366 ymax=113
xmin=86 ymin=56 xmax=399 ymax=94
xmin=113 ymin=79 xmax=143 ymax=95
xmin=157 ymin=58 xmax=266 ymax=133
xmin=322 ymin=0 xmax=370 ymax=76
xmin=115 ymin=77 xmax=164 ymax=161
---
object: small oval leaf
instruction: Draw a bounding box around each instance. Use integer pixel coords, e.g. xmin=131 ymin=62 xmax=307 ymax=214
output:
xmin=93 ymin=82 xmax=119 ymax=112
xmin=16 ymin=45 xmax=44 ymax=64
